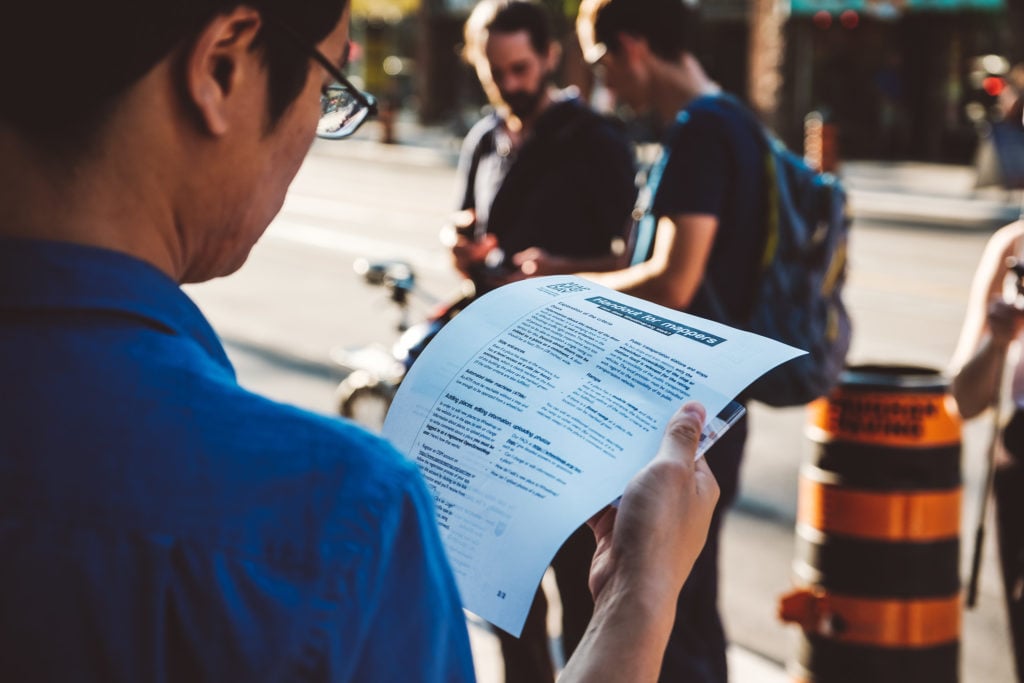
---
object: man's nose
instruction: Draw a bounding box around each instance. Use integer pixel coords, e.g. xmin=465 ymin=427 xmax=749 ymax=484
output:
xmin=497 ymin=73 xmax=524 ymax=92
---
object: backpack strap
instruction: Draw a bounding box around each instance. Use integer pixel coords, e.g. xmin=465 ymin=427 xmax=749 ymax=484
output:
xmin=460 ymin=121 xmax=496 ymax=212
xmin=630 ymin=110 xmax=692 ymax=266
xmin=692 ymin=95 xmax=779 ymax=324
xmin=714 ymin=94 xmax=780 ymax=274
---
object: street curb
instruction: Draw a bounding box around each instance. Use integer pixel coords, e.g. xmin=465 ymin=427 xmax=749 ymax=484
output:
xmin=314 ymin=140 xmax=1021 ymax=230
xmin=848 ymin=189 xmax=1020 ymax=229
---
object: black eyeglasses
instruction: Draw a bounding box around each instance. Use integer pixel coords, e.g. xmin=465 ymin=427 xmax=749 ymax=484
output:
xmin=262 ymin=13 xmax=379 ymax=140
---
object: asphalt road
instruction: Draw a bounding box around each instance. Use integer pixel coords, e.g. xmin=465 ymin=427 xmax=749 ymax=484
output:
xmin=186 ymin=137 xmax=1018 ymax=681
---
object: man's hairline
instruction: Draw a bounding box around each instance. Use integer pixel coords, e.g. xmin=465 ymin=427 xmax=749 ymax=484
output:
xmin=483 ymin=26 xmax=553 ymax=60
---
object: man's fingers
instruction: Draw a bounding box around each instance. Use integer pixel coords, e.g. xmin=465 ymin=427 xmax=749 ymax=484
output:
xmin=657 ymin=402 xmax=706 ymax=466
xmin=693 ymin=457 xmax=720 ymax=504
xmin=587 ymin=505 xmax=616 ymax=537
xmin=512 ymin=247 xmax=541 ymax=265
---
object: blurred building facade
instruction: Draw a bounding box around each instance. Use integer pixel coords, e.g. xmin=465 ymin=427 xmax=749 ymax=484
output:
xmin=349 ymin=0 xmax=1014 ymax=163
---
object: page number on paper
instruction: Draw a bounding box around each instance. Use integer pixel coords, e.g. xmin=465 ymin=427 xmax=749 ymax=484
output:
xmin=497 ymin=590 xmax=506 ymax=599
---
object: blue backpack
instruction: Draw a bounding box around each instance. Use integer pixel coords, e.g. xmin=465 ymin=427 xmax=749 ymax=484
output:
xmin=632 ymin=97 xmax=851 ymax=407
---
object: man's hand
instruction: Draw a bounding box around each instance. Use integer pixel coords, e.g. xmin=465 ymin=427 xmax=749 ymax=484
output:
xmin=449 ymin=232 xmax=500 ymax=279
xmin=512 ymin=247 xmax=563 ymax=276
xmin=559 ymin=402 xmax=719 ymax=682
xmin=986 ymin=296 xmax=1024 ymax=349
xmin=588 ymin=402 xmax=719 ymax=604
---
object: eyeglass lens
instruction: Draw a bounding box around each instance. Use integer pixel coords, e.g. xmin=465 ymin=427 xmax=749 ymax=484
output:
xmin=318 ymin=84 xmax=376 ymax=139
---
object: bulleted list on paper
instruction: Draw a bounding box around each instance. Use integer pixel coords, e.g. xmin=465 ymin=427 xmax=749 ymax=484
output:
xmin=383 ymin=276 xmax=802 ymax=637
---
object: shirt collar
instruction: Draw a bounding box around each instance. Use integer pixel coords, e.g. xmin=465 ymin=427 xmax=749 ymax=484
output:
xmin=0 ymin=237 xmax=233 ymax=373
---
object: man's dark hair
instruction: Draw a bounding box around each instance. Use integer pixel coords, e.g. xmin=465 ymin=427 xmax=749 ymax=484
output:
xmin=464 ymin=0 xmax=552 ymax=65
xmin=0 ymin=0 xmax=347 ymax=150
xmin=488 ymin=1 xmax=551 ymax=56
xmin=592 ymin=0 xmax=697 ymax=63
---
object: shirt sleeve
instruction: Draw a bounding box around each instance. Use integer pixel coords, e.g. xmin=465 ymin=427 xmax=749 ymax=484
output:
xmin=652 ymin=109 xmax=730 ymax=219
xmin=454 ymin=118 xmax=495 ymax=212
xmin=453 ymin=136 xmax=477 ymax=212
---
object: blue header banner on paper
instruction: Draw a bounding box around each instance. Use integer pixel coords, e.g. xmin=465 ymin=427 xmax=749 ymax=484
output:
xmin=585 ymin=297 xmax=726 ymax=346
xmin=789 ymin=0 xmax=1004 ymax=14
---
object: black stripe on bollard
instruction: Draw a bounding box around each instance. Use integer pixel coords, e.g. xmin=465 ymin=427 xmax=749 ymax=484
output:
xmin=794 ymin=635 xmax=959 ymax=683
xmin=813 ymin=441 xmax=961 ymax=490
xmin=794 ymin=524 xmax=960 ymax=597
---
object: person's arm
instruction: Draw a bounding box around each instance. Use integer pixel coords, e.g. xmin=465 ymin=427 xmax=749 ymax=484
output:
xmin=951 ymin=298 xmax=1024 ymax=419
xmin=949 ymin=221 xmax=1024 ymax=418
xmin=559 ymin=403 xmax=720 ymax=683
xmin=579 ymin=107 xmax=727 ymax=309
xmin=579 ymin=213 xmax=718 ymax=310
xmin=510 ymin=247 xmax=629 ymax=277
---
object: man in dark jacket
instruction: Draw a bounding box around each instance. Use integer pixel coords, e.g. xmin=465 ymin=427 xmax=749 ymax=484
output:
xmin=450 ymin=0 xmax=637 ymax=293
xmin=448 ymin=2 xmax=637 ymax=681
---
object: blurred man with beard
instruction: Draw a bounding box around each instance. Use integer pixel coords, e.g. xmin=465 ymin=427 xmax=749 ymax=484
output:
xmin=449 ymin=0 xmax=637 ymax=295
xmin=448 ymin=2 xmax=637 ymax=681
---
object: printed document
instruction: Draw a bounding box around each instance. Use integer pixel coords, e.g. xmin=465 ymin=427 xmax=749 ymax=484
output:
xmin=382 ymin=276 xmax=803 ymax=636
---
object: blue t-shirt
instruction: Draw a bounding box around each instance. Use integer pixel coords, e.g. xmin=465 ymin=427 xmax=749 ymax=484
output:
xmin=0 ymin=238 xmax=476 ymax=683
xmin=652 ymin=94 xmax=767 ymax=321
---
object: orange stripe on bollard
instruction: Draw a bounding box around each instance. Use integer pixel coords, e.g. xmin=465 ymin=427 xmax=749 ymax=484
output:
xmin=825 ymin=593 xmax=961 ymax=648
xmin=779 ymin=589 xmax=961 ymax=648
xmin=797 ymin=475 xmax=961 ymax=542
xmin=807 ymin=392 xmax=961 ymax=448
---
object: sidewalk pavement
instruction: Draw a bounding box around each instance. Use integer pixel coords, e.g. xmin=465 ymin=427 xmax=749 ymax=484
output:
xmin=465 ymin=608 xmax=793 ymax=683
xmin=840 ymin=159 xmax=1021 ymax=228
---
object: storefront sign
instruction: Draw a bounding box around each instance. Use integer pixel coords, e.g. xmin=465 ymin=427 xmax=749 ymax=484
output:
xmin=353 ymin=0 xmax=420 ymax=20
xmin=790 ymin=0 xmax=1003 ymax=13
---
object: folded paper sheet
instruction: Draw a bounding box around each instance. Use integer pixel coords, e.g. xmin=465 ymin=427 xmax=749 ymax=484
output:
xmin=383 ymin=276 xmax=803 ymax=636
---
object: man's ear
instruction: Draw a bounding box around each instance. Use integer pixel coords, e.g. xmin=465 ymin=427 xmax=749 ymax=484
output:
xmin=185 ymin=6 xmax=264 ymax=136
xmin=616 ymin=32 xmax=649 ymax=63
xmin=544 ymin=40 xmax=563 ymax=73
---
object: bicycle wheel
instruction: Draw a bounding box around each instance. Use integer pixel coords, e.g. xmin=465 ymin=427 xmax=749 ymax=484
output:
xmin=336 ymin=370 xmax=397 ymax=432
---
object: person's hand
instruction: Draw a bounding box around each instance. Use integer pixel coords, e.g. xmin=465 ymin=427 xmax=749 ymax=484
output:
xmin=986 ymin=296 xmax=1024 ymax=348
xmin=512 ymin=247 xmax=567 ymax=276
xmin=587 ymin=402 xmax=719 ymax=607
xmin=449 ymin=232 xmax=499 ymax=279
xmin=559 ymin=402 xmax=719 ymax=683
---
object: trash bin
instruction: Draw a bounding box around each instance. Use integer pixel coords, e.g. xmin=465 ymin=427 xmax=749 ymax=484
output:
xmin=779 ymin=365 xmax=962 ymax=682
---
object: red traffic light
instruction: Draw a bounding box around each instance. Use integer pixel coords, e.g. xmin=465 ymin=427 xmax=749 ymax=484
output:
xmin=983 ymin=76 xmax=1006 ymax=97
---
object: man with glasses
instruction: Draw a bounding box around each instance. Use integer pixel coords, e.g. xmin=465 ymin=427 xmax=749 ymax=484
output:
xmin=0 ymin=1 xmax=718 ymax=681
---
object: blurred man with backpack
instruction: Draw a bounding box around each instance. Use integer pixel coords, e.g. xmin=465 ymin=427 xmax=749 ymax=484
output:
xmin=574 ymin=0 xmax=848 ymax=680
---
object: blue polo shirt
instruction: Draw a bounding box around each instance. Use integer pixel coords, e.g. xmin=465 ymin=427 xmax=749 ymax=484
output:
xmin=0 ymin=238 xmax=476 ymax=682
